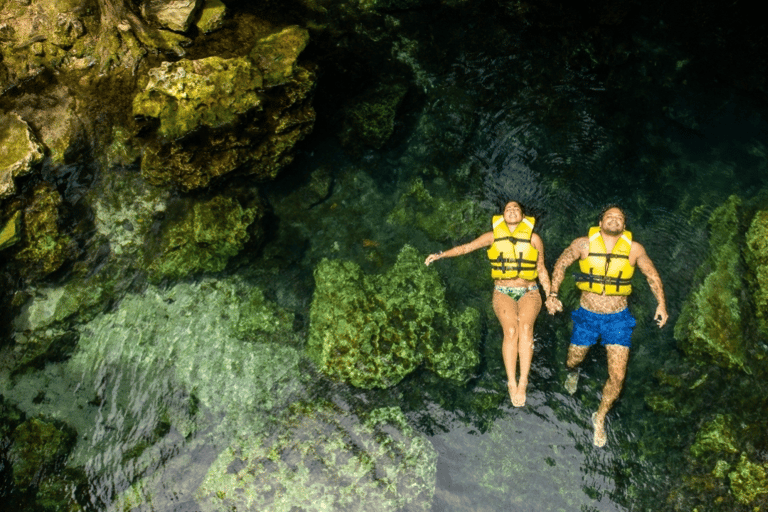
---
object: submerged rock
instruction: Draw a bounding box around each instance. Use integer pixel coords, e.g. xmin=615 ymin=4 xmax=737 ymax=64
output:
xmin=134 ymin=26 xmax=315 ymax=190
xmin=340 ymin=82 xmax=408 ymax=150
xmin=194 ymin=403 xmax=437 ymax=511
xmin=729 ymin=453 xmax=768 ymax=506
xmin=690 ymin=414 xmax=739 ymax=458
xmin=0 ymin=113 xmax=45 ymax=199
xmin=147 ymin=195 xmax=264 ymax=281
xmin=745 ymin=209 xmax=768 ymax=336
xmin=14 ymin=183 xmax=76 ymax=280
xmin=308 ymin=244 xmax=480 ymax=389
xmin=674 ymin=196 xmax=749 ymax=371
xmin=7 ymin=417 xmax=76 ymax=491
xmin=388 ymin=177 xmax=487 ymax=241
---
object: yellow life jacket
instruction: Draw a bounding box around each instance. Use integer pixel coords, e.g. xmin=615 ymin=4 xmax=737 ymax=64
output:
xmin=575 ymin=226 xmax=634 ymax=296
xmin=487 ymin=215 xmax=538 ymax=280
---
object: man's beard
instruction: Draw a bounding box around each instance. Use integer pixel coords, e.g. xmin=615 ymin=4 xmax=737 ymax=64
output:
xmin=604 ymin=227 xmax=622 ymax=236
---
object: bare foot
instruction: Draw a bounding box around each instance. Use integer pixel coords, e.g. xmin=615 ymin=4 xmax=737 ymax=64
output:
xmin=591 ymin=412 xmax=607 ymax=447
xmin=564 ymin=371 xmax=579 ymax=395
xmin=512 ymin=379 xmax=527 ymax=407
xmin=507 ymin=381 xmax=516 ymax=404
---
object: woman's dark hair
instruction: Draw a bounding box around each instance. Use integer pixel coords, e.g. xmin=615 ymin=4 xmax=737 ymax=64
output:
xmin=500 ymin=200 xmax=526 ymax=216
xmin=597 ymin=204 xmax=629 ymax=226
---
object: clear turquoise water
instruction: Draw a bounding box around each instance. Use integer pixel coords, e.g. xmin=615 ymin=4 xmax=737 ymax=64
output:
xmin=3 ymin=5 xmax=768 ymax=511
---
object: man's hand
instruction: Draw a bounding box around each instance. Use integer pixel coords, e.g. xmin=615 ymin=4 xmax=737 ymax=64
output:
xmin=654 ymin=305 xmax=668 ymax=327
xmin=545 ymin=296 xmax=563 ymax=315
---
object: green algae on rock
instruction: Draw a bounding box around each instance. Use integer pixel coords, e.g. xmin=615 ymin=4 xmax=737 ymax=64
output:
xmin=308 ymin=244 xmax=480 ymax=389
xmin=195 ymin=403 xmax=437 ymax=511
xmin=729 ymin=453 xmax=768 ymax=506
xmin=147 ymin=195 xmax=263 ymax=282
xmin=0 ymin=208 xmax=22 ymax=251
xmin=0 ymin=112 xmax=45 ymax=199
xmin=14 ymin=183 xmax=76 ymax=280
xmin=340 ymin=82 xmax=408 ymax=150
xmin=388 ymin=177 xmax=487 ymax=241
xmin=690 ymin=414 xmax=739 ymax=458
xmin=674 ymin=196 xmax=749 ymax=372
xmin=134 ymin=26 xmax=315 ymax=190
xmin=745 ymin=209 xmax=768 ymax=337
xmin=8 ymin=417 xmax=76 ymax=491
xmin=195 ymin=0 xmax=227 ymax=33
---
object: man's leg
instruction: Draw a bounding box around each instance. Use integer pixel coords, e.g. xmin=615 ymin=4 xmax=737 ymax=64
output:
xmin=564 ymin=344 xmax=589 ymax=394
xmin=592 ymin=344 xmax=630 ymax=447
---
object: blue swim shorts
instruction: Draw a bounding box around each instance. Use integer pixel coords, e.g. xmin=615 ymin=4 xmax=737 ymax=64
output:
xmin=570 ymin=307 xmax=636 ymax=348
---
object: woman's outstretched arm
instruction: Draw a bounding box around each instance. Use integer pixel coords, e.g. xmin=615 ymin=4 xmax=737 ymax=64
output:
xmin=424 ymin=231 xmax=494 ymax=265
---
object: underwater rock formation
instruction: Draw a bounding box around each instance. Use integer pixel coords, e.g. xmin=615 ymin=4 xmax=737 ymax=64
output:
xmin=340 ymin=82 xmax=408 ymax=150
xmin=7 ymin=417 xmax=76 ymax=491
xmin=13 ymin=183 xmax=76 ymax=280
xmin=195 ymin=0 xmax=226 ymax=33
xmin=0 ymin=209 xmax=21 ymax=250
xmin=0 ymin=113 xmax=45 ymax=199
xmin=308 ymin=244 xmax=480 ymax=389
xmin=134 ymin=26 xmax=316 ymax=190
xmin=194 ymin=404 xmax=437 ymax=511
xmin=147 ymin=195 xmax=263 ymax=281
xmin=141 ymin=0 xmax=200 ymax=32
xmin=745 ymin=209 xmax=768 ymax=337
xmin=674 ymin=196 xmax=749 ymax=371
xmin=388 ymin=177 xmax=487 ymax=241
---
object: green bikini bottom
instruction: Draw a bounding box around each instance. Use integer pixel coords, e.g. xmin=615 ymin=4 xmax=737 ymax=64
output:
xmin=494 ymin=284 xmax=539 ymax=301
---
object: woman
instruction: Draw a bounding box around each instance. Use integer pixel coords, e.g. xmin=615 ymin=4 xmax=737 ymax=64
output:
xmin=425 ymin=201 xmax=552 ymax=407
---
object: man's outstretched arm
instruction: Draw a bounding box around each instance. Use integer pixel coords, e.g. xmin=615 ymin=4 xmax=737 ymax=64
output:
xmin=635 ymin=245 xmax=668 ymax=327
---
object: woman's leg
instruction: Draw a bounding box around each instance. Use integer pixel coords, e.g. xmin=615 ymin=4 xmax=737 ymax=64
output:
xmin=492 ymin=290 xmax=520 ymax=404
xmin=513 ymin=289 xmax=542 ymax=406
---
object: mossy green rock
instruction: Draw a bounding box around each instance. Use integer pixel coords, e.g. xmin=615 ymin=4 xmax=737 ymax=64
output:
xmin=674 ymin=196 xmax=748 ymax=371
xmin=690 ymin=414 xmax=739 ymax=458
xmin=0 ymin=208 xmax=22 ymax=250
xmin=14 ymin=183 xmax=75 ymax=280
xmin=133 ymin=56 xmax=264 ymax=141
xmin=745 ymin=209 xmax=768 ymax=335
xmin=308 ymin=244 xmax=480 ymax=389
xmin=388 ymin=177 xmax=488 ymax=241
xmin=195 ymin=0 xmax=227 ymax=33
xmin=135 ymin=27 xmax=315 ymax=190
xmin=0 ymin=112 xmax=45 ymax=199
xmin=729 ymin=453 xmax=768 ymax=505
xmin=340 ymin=83 xmax=407 ymax=149
xmin=8 ymin=418 xmax=75 ymax=490
xmin=195 ymin=403 xmax=437 ymax=511
xmin=147 ymin=196 xmax=262 ymax=282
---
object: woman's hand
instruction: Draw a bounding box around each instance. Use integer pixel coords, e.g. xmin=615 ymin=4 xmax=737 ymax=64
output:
xmin=424 ymin=252 xmax=442 ymax=266
xmin=545 ymin=295 xmax=563 ymax=315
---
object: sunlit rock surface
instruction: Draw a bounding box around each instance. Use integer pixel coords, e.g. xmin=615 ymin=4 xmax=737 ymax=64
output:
xmin=195 ymin=0 xmax=227 ymax=33
xmin=0 ymin=208 xmax=21 ymax=250
xmin=690 ymin=414 xmax=739 ymax=458
xmin=141 ymin=0 xmax=201 ymax=33
xmin=147 ymin=195 xmax=264 ymax=281
xmin=0 ymin=113 xmax=45 ymax=199
xmin=308 ymin=244 xmax=480 ymax=389
xmin=195 ymin=404 xmax=437 ymax=511
xmin=729 ymin=454 xmax=768 ymax=506
xmin=135 ymin=26 xmax=315 ymax=190
xmin=674 ymin=196 xmax=749 ymax=371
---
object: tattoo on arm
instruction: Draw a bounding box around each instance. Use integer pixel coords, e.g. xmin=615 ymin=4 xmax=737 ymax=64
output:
xmin=551 ymin=241 xmax=584 ymax=292
xmin=637 ymin=253 xmax=666 ymax=308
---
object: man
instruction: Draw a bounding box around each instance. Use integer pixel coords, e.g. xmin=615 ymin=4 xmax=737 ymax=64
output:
xmin=545 ymin=205 xmax=667 ymax=447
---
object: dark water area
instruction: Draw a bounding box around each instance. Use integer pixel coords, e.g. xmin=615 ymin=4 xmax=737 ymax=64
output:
xmin=2 ymin=0 xmax=768 ymax=511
